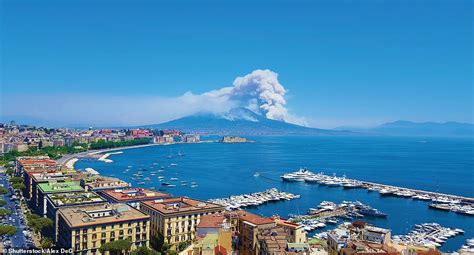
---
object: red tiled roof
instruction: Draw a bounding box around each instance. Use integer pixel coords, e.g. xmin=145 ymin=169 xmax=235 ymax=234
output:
xmin=236 ymin=210 xmax=274 ymax=225
xmin=197 ymin=214 xmax=225 ymax=228
xmin=101 ymin=188 xmax=170 ymax=202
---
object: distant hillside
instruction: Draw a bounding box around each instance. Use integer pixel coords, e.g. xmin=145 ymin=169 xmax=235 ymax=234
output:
xmin=142 ymin=108 xmax=350 ymax=136
xmin=337 ymin=120 xmax=474 ymax=137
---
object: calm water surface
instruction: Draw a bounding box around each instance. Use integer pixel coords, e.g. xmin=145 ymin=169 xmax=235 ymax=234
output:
xmin=76 ymin=136 xmax=474 ymax=252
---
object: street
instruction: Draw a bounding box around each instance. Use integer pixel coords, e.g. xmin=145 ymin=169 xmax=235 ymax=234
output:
xmin=0 ymin=170 xmax=31 ymax=249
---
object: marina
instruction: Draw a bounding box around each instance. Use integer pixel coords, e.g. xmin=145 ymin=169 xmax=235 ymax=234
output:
xmin=208 ymin=188 xmax=300 ymax=210
xmin=392 ymin=223 xmax=465 ymax=249
xmin=288 ymin=200 xmax=388 ymax=232
xmin=282 ymin=168 xmax=474 ymax=215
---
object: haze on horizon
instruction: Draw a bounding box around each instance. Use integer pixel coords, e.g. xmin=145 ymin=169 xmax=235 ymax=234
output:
xmin=0 ymin=0 xmax=472 ymax=129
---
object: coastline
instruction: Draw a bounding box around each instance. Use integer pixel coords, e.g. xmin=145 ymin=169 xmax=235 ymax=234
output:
xmin=61 ymin=140 xmax=218 ymax=169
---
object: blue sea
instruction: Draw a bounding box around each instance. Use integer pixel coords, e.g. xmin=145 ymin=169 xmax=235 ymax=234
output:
xmin=75 ymin=136 xmax=474 ymax=252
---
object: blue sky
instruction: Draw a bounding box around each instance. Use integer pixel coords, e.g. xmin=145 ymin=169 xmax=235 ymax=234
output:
xmin=1 ymin=0 xmax=472 ymax=128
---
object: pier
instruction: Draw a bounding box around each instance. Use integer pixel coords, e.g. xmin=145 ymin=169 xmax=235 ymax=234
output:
xmin=281 ymin=168 xmax=474 ymax=215
xmin=209 ymin=188 xmax=300 ymax=210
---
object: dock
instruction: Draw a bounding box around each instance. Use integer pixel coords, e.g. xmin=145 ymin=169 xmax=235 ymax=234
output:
xmin=281 ymin=168 xmax=474 ymax=216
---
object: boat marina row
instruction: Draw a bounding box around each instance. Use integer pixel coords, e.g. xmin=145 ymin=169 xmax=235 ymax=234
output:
xmin=281 ymin=168 xmax=474 ymax=216
xmin=392 ymin=223 xmax=465 ymax=249
xmin=288 ymin=200 xmax=388 ymax=232
xmin=208 ymin=188 xmax=300 ymax=210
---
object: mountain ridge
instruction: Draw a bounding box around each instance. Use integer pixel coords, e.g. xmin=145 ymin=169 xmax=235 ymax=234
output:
xmin=336 ymin=120 xmax=474 ymax=137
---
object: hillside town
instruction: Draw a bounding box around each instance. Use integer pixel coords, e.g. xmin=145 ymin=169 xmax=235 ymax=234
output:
xmin=0 ymin=122 xmax=469 ymax=255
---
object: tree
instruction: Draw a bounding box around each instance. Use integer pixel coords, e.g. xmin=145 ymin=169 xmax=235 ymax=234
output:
xmin=41 ymin=238 xmax=54 ymax=249
xmin=177 ymin=241 xmax=190 ymax=252
xmin=5 ymin=169 xmax=14 ymax=176
xmin=0 ymin=187 xmax=8 ymax=195
xmin=10 ymin=176 xmax=24 ymax=184
xmin=131 ymin=246 xmax=161 ymax=255
xmin=99 ymin=239 xmax=132 ymax=255
xmin=0 ymin=225 xmax=17 ymax=236
xmin=12 ymin=183 xmax=26 ymax=191
xmin=27 ymin=214 xmax=53 ymax=236
xmin=0 ymin=199 xmax=6 ymax=206
xmin=0 ymin=208 xmax=12 ymax=216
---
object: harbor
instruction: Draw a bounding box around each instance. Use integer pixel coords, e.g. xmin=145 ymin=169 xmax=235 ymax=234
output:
xmin=392 ymin=223 xmax=465 ymax=249
xmin=287 ymin=200 xmax=388 ymax=232
xmin=208 ymin=188 xmax=300 ymax=210
xmin=281 ymin=168 xmax=474 ymax=216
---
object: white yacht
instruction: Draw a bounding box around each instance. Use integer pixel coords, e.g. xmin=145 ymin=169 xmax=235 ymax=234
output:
xmin=281 ymin=168 xmax=314 ymax=182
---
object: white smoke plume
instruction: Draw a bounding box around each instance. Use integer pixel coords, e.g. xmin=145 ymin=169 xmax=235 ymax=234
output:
xmin=201 ymin=69 xmax=306 ymax=125
xmin=1 ymin=69 xmax=308 ymax=127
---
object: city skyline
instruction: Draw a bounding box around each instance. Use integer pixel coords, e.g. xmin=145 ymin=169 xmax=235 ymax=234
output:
xmin=1 ymin=0 xmax=472 ymax=128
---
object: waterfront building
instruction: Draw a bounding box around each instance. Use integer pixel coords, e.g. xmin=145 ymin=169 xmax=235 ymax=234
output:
xmin=23 ymin=170 xmax=57 ymax=201
xmin=194 ymin=214 xmax=232 ymax=255
xmin=233 ymin=210 xmax=276 ymax=255
xmin=256 ymin=227 xmax=295 ymax=254
xmin=57 ymin=203 xmax=150 ymax=254
xmin=80 ymin=175 xmax=130 ymax=194
xmin=140 ymin=197 xmax=225 ymax=250
xmin=15 ymin=156 xmax=58 ymax=175
xmin=183 ymin=134 xmax=200 ymax=143
xmin=328 ymin=228 xmax=350 ymax=255
xmin=272 ymin=216 xmax=307 ymax=243
xmin=221 ymin=136 xmax=248 ymax=143
xmin=100 ymin=188 xmax=171 ymax=209
xmin=328 ymin=222 xmax=398 ymax=255
xmin=44 ymin=191 xmax=107 ymax=242
xmin=35 ymin=181 xmax=84 ymax=216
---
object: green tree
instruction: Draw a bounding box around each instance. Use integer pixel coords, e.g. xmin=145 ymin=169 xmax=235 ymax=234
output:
xmin=0 ymin=225 xmax=17 ymax=236
xmin=12 ymin=183 xmax=26 ymax=191
xmin=0 ymin=187 xmax=8 ymax=195
xmin=5 ymin=169 xmax=14 ymax=176
xmin=0 ymin=208 xmax=12 ymax=216
xmin=177 ymin=241 xmax=190 ymax=252
xmin=27 ymin=214 xmax=53 ymax=237
xmin=99 ymin=239 xmax=132 ymax=255
xmin=10 ymin=176 xmax=24 ymax=184
xmin=41 ymin=238 xmax=54 ymax=249
xmin=0 ymin=199 xmax=6 ymax=206
xmin=131 ymin=246 xmax=161 ymax=255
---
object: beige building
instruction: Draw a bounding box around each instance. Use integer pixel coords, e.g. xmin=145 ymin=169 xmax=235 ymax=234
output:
xmin=140 ymin=197 xmax=224 ymax=250
xmin=57 ymin=203 xmax=150 ymax=255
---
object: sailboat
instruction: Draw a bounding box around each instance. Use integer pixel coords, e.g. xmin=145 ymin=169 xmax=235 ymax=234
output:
xmin=178 ymin=150 xmax=185 ymax=156
xmin=166 ymin=149 xmax=173 ymax=159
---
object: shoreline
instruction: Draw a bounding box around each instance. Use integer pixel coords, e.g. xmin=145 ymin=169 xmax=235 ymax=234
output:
xmin=61 ymin=140 xmax=218 ymax=169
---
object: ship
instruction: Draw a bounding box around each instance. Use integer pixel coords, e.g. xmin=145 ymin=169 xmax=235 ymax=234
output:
xmin=281 ymin=168 xmax=314 ymax=182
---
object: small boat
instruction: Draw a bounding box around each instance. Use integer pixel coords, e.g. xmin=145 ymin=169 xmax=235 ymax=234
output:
xmin=161 ymin=182 xmax=171 ymax=186
xmin=170 ymin=163 xmax=178 ymax=166
xmin=253 ymin=172 xmax=260 ymax=177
